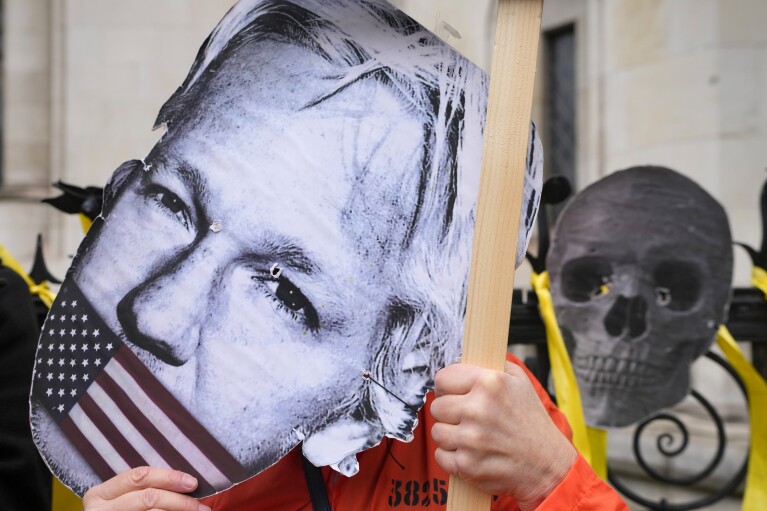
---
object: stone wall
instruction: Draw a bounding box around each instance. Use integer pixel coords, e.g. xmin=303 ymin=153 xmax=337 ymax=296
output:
xmin=2 ymin=0 xmax=235 ymax=274
xmin=539 ymin=0 xmax=766 ymax=287
xmin=6 ymin=1 xmax=762 ymax=283
xmin=1 ymin=0 xmax=54 ymax=272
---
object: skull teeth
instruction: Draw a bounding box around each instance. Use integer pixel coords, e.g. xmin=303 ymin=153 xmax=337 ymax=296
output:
xmin=573 ymin=355 xmax=662 ymax=387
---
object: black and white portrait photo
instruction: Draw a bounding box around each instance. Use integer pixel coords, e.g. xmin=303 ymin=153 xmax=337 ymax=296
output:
xmin=30 ymin=0 xmax=543 ymax=497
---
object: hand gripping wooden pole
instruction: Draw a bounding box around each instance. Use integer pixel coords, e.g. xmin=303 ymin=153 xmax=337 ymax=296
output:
xmin=445 ymin=1 xmax=544 ymax=510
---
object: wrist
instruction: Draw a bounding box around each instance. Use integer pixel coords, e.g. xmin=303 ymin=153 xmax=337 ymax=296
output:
xmin=516 ymin=443 xmax=578 ymax=511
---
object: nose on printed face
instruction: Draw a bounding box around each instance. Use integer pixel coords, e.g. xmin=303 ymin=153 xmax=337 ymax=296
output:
xmin=117 ymin=241 xmax=224 ymax=366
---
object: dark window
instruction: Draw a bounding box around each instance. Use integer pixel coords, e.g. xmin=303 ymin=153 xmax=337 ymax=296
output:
xmin=544 ymin=25 xmax=576 ymax=219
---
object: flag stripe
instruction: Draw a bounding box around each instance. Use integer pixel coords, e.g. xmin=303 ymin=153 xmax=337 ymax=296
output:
xmin=87 ymin=382 xmax=171 ymax=470
xmin=104 ymin=358 xmax=232 ymax=489
xmin=35 ymin=284 xmax=246 ymax=498
xmin=97 ymin=370 xmax=216 ymax=495
xmin=68 ymin=404 xmax=131 ymax=475
xmin=78 ymin=392 xmax=146 ymax=469
xmin=114 ymin=346 xmax=245 ymax=480
xmin=60 ymin=415 xmax=116 ymax=482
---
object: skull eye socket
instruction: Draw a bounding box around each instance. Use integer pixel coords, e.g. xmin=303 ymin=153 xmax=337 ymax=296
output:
xmin=653 ymin=260 xmax=702 ymax=311
xmin=560 ymin=256 xmax=613 ymax=303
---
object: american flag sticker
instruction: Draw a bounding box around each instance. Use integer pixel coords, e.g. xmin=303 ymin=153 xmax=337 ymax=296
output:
xmin=31 ymin=283 xmax=246 ymax=496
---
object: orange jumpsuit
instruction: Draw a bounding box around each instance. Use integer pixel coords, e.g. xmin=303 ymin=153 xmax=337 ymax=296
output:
xmin=202 ymin=354 xmax=628 ymax=510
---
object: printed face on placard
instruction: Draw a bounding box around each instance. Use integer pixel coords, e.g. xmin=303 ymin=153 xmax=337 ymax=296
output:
xmin=547 ymin=166 xmax=733 ymax=428
xmin=30 ymin=0 xmax=543 ymax=497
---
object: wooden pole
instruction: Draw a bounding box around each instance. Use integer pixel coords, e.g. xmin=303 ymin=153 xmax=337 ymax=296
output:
xmin=445 ymin=0 xmax=543 ymax=509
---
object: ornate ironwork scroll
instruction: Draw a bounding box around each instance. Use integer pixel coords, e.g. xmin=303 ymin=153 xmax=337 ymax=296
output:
xmin=606 ymin=351 xmax=749 ymax=510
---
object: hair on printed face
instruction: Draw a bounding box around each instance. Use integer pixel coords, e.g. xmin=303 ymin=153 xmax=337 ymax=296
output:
xmin=156 ymin=0 xmax=489 ymax=252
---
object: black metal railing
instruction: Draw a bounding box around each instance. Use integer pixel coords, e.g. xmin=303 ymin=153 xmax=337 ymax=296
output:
xmin=606 ymin=351 xmax=749 ymax=510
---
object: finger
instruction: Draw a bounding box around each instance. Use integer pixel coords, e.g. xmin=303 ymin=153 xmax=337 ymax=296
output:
xmin=431 ymin=422 xmax=461 ymax=451
xmin=429 ymin=394 xmax=465 ymax=424
xmin=103 ymin=487 xmax=207 ymax=511
xmin=433 ymin=446 xmax=471 ymax=480
xmin=433 ymin=364 xmax=481 ymax=397
xmin=87 ymin=467 xmax=198 ymax=502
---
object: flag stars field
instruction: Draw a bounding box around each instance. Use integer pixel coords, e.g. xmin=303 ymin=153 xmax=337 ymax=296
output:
xmin=33 ymin=284 xmax=246 ymax=492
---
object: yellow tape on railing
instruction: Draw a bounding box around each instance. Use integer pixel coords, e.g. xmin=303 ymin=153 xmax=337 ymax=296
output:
xmin=752 ymin=266 xmax=767 ymax=300
xmin=531 ymin=272 xmax=608 ymax=478
xmin=78 ymin=213 xmax=93 ymax=234
xmin=0 ymin=244 xmax=56 ymax=308
xmin=716 ymin=326 xmax=767 ymax=511
xmin=586 ymin=426 xmax=608 ymax=480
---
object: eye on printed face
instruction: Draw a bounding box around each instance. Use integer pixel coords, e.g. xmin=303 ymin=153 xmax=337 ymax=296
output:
xmin=73 ymin=42 xmax=426 ymax=471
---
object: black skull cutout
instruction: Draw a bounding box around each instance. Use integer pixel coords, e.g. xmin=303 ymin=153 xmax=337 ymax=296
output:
xmin=547 ymin=166 xmax=733 ymax=428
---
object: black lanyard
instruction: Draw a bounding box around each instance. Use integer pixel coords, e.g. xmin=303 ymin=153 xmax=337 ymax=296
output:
xmin=301 ymin=455 xmax=332 ymax=511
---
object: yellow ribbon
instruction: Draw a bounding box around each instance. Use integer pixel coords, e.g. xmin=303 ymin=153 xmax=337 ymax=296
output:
xmin=586 ymin=426 xmax=608 ymax=480
xmin=531 ymin=271 xmax=607 ymax=478
xmin=0 ymin=244 xmax=56 ymax=308
xmin=79 ymin=213 xmax=93 ymax=234
xmin=752 ymin=266 xmax=767 ymax=300
xmin=716 ymin=326 xmax=767 ymax=510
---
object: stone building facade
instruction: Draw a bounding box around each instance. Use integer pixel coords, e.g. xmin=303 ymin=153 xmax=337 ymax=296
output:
xmin=4 ymin=0 xmax=763 ymax=284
